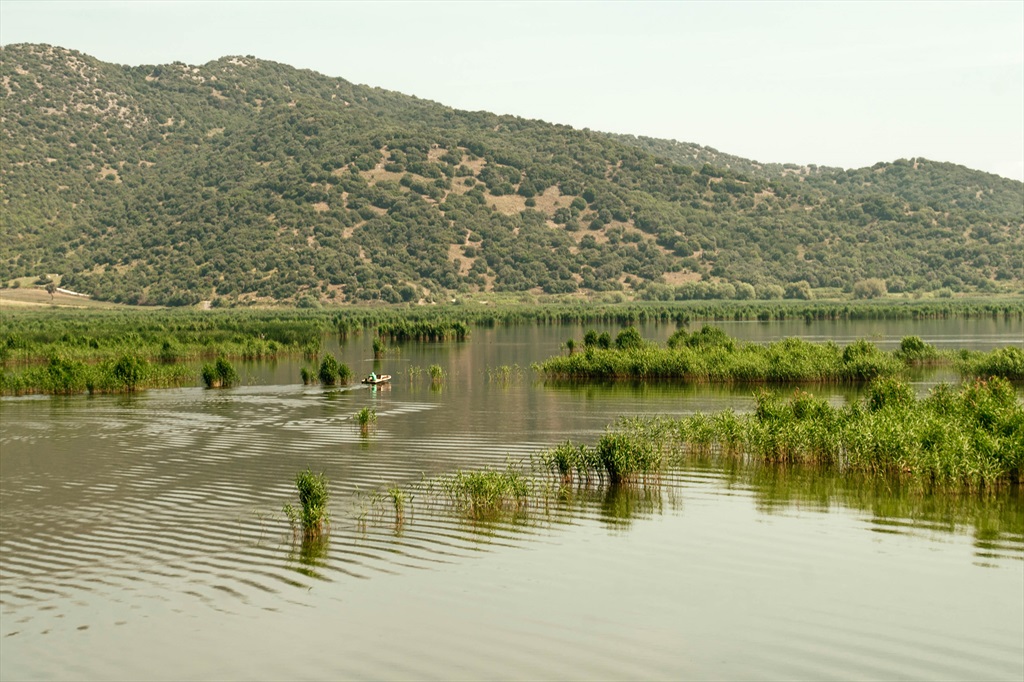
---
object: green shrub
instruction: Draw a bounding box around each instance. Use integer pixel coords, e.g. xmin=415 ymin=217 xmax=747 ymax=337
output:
xmin=201 ymin=357 xmax=239 ymax=388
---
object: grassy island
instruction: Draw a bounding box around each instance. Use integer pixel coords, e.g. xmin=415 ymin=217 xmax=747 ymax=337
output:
xmin=539 ymin=325 xmax=1024 ymax=383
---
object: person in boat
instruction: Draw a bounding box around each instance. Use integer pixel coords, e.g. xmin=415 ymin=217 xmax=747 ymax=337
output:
xmin=369 ymin=371 xmax=377 ymax=382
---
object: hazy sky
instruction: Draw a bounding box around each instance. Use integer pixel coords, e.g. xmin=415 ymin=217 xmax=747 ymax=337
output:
xmin=3 ymin=0 xmax=1022 ymax=180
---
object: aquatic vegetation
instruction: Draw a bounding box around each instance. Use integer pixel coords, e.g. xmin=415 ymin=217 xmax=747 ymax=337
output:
xmin=316 ymin=354 xmax=350 ymax=386
xmin=955 ymin=346 xmax=1024 ymax=380
xmin=671 ymin=378 xmax=1021 ymax=490
xmin=540 ymin=378 xmax=1021 ymax=491
xmin=375 ymin=319 xmax=470 ymax=342
xmin=0 ymin=351 xmax=192 ymax=396
xmin=486 ymin=364 xmax=523 ymax=385
xmin=283 ymin=469 xmax=330 ymax=537
xmin=541 ymin=325 xmax=910 ymax=383
xmin=596 ymin=431 xmax=662 ymax=485
xmin=387 ymin=485 xmax=407 ymax=526
xmin=356 ymin=407 xmax=377 ymax=435
xmin=201 ymin=357 xmax=239 ymax=388
xmin=428 ymin=364 xmax=446 ymax=383
xmin=441 ymin=464 xmax=533 ymax=519
xmin=894 ymin=335 xmax=941 ymax=364
xmin=372 ymin=337 xmax=387 ymax=359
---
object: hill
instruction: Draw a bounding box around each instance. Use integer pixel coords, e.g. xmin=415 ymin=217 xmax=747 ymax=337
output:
xmin=2 ymin=44 xmax=1022 ymax=306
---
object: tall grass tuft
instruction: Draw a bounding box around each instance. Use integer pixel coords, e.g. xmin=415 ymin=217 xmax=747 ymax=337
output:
xmin=201 ymin=357 xmax=239 ymax=388
xmin=955 ymin=346 xmax=1024 ymax=380
xmin=356 ymin=407 xmax=377 ymax=435
xmin=283 ymin=469 xmax=330 ymax=537
xmin=428 ymin=364 xmax=446 ymax=384
xmin=486 ymin=364 xmax=523 ymax=385
xmin=442 ymin=464 xmax=532 ymax=519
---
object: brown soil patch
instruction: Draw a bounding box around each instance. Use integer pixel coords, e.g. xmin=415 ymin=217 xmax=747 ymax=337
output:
xmin=312 ymin=202 xmax=329 ymax=213
xmin=98 ymin=166 xmax=121 ymax=183
xmin=660 ymin=270 xmax=702 ymax=285
xmin=447 ymin=244 xmax=475 ymax=276
xmin=487 ymin=193 xmax=527 ymax=216
xmin=362 ymin=167 xmax=405 ymax=184
xmin=529 ymin=185 xmax=571 ymax=216
xmin=458 ymin=156 xmax=486 ymax=176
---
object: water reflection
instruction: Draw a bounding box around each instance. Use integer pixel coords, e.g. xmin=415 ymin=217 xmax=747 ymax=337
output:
xmin=288 ymin=533 xmax=332 ymax=580
xmin=723 ymin=462 xmax=1024 ymax=560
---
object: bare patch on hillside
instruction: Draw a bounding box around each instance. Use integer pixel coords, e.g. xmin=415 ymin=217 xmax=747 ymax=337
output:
xmin=98 ymin=166 xmax=121 ymax=183
xmin=487 ymin=193 xmax=527 ymax=215
xmin=529 ymin=185 xmax=571 ymax=216
xmin=660 ymin=270 xmax=701 ymax=285
xmin=458 ymin=156 xmax=486 ymax=175
xmin=448 ymin=244 xmax=474 ymax=276
xmin=312 ymin=202 xmax=329 ymax=213
xmin=363 ymin=167 xmax=405 ymax=184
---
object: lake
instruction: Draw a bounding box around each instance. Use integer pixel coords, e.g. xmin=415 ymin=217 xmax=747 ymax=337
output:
xmin=2 ymin=317 xmax=1022 ymax=680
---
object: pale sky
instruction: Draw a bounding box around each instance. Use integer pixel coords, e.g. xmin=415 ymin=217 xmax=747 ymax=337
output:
xmin=2 ymin=0 xmax=1022 ymax=180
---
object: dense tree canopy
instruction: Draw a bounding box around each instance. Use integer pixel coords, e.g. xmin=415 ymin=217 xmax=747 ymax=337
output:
xmin=2 ymin=44 xmax=1021 ymax=306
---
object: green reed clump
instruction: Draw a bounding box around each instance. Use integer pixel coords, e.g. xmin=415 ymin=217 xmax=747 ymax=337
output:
xmin=955 ymin=346 xmax=1024 ymax=380
xmin=539 ymin=440 xmax=601 ymax=485
xmin=300 ymin=367 xmax=314 ymax=385
xmin=428 ymin=364 xmax=446 ymax=383
xmin=894 ymin=335 xmax=941 ymax=365
xmin=596 ymin=430 xmax=663 ymax=485
xmin=110 ymin=353 xmax=147 ymax=392
xmin=442 ymin=464 xmax=532 ymax=519
xmin=284 ymin=468 xmax=330 ymax=537
xmin=201 ymin=357 xmax=239 ymax=388
xmin=42 ymin=353 xmax=91 ymax=395
xmin=356 ymin=407 xmax=377 ymax=435
xmin=387 ymin=485 xmax=407 ymax=526
xmin=318 ymin=355 xmax=340 ymax=385
xmin=486 ymin=364 xmax=523 ymax=384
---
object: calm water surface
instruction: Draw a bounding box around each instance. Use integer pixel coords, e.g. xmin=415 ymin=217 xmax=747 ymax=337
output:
xmin=2 ymin=319 xmax=1022 ymax=680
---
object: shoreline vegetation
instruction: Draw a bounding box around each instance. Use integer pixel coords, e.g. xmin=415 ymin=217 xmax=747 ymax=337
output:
xmin=539 ymin=325 xmax=1024 ymax=383
xmin=1 ymin=302 xmax=1021 ymax=395
xmin=373 ymin=378 xmax=1021 ymax=530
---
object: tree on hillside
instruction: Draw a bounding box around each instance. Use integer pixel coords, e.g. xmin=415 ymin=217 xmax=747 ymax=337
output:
xmin=853 ymin=278 xmax=887 ymax=299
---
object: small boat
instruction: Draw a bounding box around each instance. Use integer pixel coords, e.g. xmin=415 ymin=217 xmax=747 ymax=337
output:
xmin=362 ymin=374 xmax=391 ymax=385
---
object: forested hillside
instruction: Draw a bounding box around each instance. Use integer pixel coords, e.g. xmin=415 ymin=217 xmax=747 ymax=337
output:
xmin=2 ymin=44 xmax=1022 ymax=306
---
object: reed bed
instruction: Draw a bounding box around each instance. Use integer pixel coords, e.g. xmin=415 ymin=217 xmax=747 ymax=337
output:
xmin=540 ymin=325 xmax=1023 ymax=383
xmin=0 ymin=352 xmax=195 ymax=396
xmin=540 ymin=326 xmax=908 ymax=383
xmin=375 ymin=320 xmax=469 ymax=343
xmin=3 ymin=301 xmax=1018 ymax=368
xmin=955 ymin=347 xmax=1024 ymax=381
xmin=580 ymin=378 xmax=1022 ymax=491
